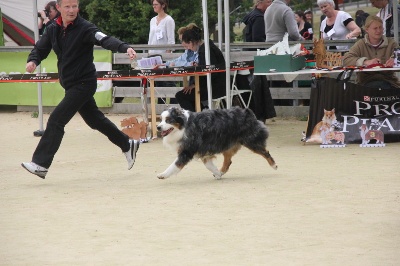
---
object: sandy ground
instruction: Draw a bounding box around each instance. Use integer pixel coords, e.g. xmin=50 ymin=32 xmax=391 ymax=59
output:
xmin=0 ymin=111 xmax=399 ymax=265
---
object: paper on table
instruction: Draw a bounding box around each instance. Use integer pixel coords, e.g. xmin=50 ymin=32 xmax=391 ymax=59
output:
xmin=137 ymin=56 xmax=163 ymax=69
xmin=257 ymin=33 xmax=302 ymax=56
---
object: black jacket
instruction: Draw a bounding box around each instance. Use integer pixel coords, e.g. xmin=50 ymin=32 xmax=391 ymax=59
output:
xmin=198 ymin=39 xmax=226 ymax=99
xmin=28 ymin=15 xmax=131 ymax=88
xmin=242 ymin=8 xmax=265 ymax=43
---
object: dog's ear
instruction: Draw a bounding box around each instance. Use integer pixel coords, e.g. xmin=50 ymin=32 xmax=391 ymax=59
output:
xmin=170 ymin=106 xmax=181 ymax=114
xmin=170 ymin=107 xmax=185 ymax=128
xmin=170 ymin=106 xmax=184 ymax=117
xmin=169 ymin=107 xmax=178 ymax=117
xmin=175 ymin=115 xmax=185 ymax=128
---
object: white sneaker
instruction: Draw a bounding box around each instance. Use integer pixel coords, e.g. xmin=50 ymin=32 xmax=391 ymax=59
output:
xmin=124 ymin=139 xmax=139 ymax=170
xmin=21 ymin=162 xmax=48 ymax=179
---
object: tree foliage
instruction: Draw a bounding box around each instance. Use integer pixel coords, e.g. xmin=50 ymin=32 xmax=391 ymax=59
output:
xmin=77 ymin=0 xmax=313 ymax=45
xmin=82 ymin=0 xmax=153 ymax=44
xmin=291 ymin=0 xmax=313 ymax=12
xmin=80 ymin=0 xmax=228 ymax=44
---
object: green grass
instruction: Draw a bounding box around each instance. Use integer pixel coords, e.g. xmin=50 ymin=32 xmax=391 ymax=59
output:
xmin=298 ymin=116 xmax=308 ymax=121
xmin=234 ymin=24 xmax=245 ymax=42
xmin=122 ymin=98 xmax=141 ymax=103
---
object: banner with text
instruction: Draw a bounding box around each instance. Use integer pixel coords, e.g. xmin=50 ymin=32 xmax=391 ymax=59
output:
xmin=305 ymin=77 xmax=400 ymax=146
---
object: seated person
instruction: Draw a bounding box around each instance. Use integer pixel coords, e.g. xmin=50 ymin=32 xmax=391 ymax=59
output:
xmin=165 ymin=23 xmax=198 ymax=67
xmin=343 ymin=15 xmax=400 ymax=89
xmin=159 ymin=24 xmax=198 ymax=105
xmin=175 ymin=25 xmax=226 ymax=112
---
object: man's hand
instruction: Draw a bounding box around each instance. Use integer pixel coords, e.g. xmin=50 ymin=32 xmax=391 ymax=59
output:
xmin=26 ymin=62 xmax=37 ymax=73
xmin=126 ymin=48 xmax=137 ymax=60
xmin=363 ymin=58 xmax=381 ymax=66
xmin=385 ymin=58 xmax=395 ymax=68
xmin=182 ymin=85 xmax=194 ymax=94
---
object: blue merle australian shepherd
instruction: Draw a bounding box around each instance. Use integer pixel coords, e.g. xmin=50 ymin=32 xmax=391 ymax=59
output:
xmin=156 ymin=106 xmax=277 ymax=179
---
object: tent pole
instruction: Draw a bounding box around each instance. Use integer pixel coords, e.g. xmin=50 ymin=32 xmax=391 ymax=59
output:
xmin=224 ymin=0 xmax=231 ymax=109
xmin=202 ymin=0 xmax=212 ymax=109
xmin=394 ymin=0 xmax=399 ymax=44
xmin=33 ymin=0 xmax=44 ymax=137
xmin=218 ymin=0 xmax=223 ymax=50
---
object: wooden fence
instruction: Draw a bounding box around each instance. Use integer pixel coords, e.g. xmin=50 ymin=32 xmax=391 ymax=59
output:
xmin=106 ymin=46 xmax=317 ymax=117
xmin=2 ymin=40 xmax=358 ymax=117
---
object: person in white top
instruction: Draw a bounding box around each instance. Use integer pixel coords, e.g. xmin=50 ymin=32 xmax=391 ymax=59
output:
xmin=318 ymin=0 xmax=361 ymax=51
xmin=148 ymin=0 xmax=175 ymax=55
xmin=370 ymin=0 xmax=400 ymax=37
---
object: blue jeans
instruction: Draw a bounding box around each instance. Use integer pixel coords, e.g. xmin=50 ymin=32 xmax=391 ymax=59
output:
xmin=32 ymin=81 xmax=129 ymax=168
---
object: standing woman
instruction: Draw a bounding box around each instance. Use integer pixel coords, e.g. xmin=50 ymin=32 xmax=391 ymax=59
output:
xmin=294 ymin=11 xmax=313 ymax=40
xmin=175 ymin=25 xmax=226 ymax=112
xmin=318 ymin=0 xmax=361 ymax=51
xmin=148 ymin=0 xmax=175 ymax=55
xmin=304 ymin=9 xmax=313 ymax=25
xmin=38 ymin=1 xmax=60 ymax=35
xmin=148 ymin=0 xmax=175 ymax=103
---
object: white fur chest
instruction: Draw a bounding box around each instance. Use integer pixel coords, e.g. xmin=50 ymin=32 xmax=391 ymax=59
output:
xmin=162 ymin=128 xmax=185 ymax=153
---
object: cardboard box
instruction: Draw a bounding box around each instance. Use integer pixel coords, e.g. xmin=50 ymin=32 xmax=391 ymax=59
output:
xmin=254 ymin=54 xmax=305 ymax=73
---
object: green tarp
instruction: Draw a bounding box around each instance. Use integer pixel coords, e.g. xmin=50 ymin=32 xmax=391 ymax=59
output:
xmin=0 ymin=49 xmax=113 ymax=107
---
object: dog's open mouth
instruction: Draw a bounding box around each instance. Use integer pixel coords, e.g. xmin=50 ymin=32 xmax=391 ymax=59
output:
xmin=161 ymin=128 xmax=173 ymax=137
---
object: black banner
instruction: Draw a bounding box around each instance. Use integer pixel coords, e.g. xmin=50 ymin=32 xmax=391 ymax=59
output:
xmin=305 ymin=77 xmax=400 ymax=145
xmin=0 ymin=72 xmax=59 ymax=82
xmin=1 ymin=62 xmax=255 ymax=83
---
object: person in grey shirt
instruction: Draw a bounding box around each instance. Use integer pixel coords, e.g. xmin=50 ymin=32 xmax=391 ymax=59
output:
xmin=264 ymin=0 xmax=304 ymax=42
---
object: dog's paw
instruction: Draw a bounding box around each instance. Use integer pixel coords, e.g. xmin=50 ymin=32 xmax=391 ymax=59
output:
xmin=213 ymin=172 xmax=222 ymax=180
xmin=210 ymin=168 xmax=223 ymax=179
xmin=157 ymin=173 xmax=169 ymax=179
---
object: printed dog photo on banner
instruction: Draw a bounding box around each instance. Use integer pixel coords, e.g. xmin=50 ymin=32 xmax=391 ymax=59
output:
xmin=305 ymin=77 xmax=400 ymax=147
xmin=307 ymin=108 xmax=346 ymax=148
